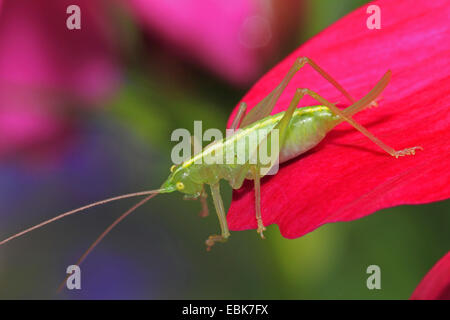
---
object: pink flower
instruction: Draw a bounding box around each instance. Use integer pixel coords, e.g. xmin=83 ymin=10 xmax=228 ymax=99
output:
xmin=127 ymin=0 xmax=277 ymax=84
xmin=0 ymin=0 xmax=120 ymax=158
xmin=411 ymin=252 xmax=450 ymax=300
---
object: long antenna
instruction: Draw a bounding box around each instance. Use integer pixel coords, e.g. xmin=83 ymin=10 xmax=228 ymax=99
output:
xmin=0 ymin=190 xmax=161 ymax=246
xmin=57 ymin=192 xmax=158 ymax=292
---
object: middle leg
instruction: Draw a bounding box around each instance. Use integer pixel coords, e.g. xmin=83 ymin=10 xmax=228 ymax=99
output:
xmin=251 ymin=166 xmax=266 ymax=238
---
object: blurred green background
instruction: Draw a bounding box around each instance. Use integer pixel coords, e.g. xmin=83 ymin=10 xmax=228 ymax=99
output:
xmin=0 ymin=0 xmax=448 ymax=299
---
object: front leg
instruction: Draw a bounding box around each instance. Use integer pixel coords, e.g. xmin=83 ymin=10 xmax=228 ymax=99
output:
xmin=198 ymin=189 xmax=209 ymax=218
xmin=183 ymin=188 xmax=209 ymax=218
xmin=205 ymin=183 xmax=230 ymax=251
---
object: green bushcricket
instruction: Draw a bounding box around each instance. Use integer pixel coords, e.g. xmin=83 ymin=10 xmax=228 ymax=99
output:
xmin=0 ymin=57 xmax=422 ymax=267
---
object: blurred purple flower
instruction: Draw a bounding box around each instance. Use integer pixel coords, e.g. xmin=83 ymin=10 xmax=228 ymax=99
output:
xmin=128 ymin=0 xmax=277 ymax=84
xmin=0 ymin=0 xmax=121 ymax=159
xmin=63 ymin=251 xmax=159 ymax=300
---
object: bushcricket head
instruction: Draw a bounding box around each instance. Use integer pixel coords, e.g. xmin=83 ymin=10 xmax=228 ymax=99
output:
xmin=160 ymin=165 xmax=203 ymax=196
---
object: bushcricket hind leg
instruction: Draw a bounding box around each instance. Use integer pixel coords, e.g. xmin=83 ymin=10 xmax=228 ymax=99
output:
xmin=296 ymin=79 xmax=423 ymax=158
xmin=251 ymin=166 xmax=266 ymax=239
xmin=206 ymin=183 xmax=230 ymax=251
xmin=297 ymin=57 xmax=355 ymax=103
xmin=340 ymin=71 xmax=391 ymax=119
xmin=230 ymin=102 xmax=247 ymax=130
xmin=240 ymin=56 xmax=356 ymax=128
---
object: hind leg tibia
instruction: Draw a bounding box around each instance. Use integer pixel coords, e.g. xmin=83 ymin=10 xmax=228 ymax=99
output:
xmin=298 ymin=87 xmax=423 ymax=158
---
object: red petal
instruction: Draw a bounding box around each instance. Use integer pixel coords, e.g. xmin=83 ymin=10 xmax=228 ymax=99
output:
xmin=226 ymin=0 xmax=450 ymax=238
xmin=411 ymin=252 xmax=450 ymax=300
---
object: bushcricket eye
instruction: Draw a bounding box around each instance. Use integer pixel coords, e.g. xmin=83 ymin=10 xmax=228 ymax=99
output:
xmin=176 ymin=182 xmax=184 ymax=190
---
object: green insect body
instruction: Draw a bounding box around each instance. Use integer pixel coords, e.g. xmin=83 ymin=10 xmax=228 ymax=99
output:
xmin=0 ymin=57 xmax=422 ymax=267
xmin=162 ymin=106 xmax=339 ymax=196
